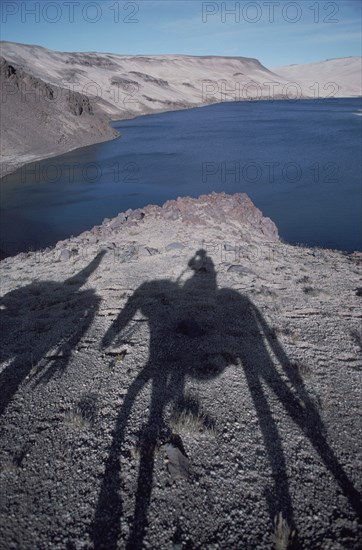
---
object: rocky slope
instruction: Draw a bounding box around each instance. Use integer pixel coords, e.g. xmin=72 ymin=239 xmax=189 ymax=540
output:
xmin=0 ymin=192 xmax=361 ymax=549
xmin=0 ymin=55 xmax=118 ymax=177
xmin=1 ymin=41 xmax=361 ymax=176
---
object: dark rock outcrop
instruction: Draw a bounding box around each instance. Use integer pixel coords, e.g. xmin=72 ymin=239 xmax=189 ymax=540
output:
xmin=67 ymin=91 xmax=93 ymax=116
xmin=129 ymin=71 xmax=169 ymax=87
xmin=0 ymin=57 xmax=16 ymax=78
xmin=0 ymin=56 xmax=118 ymax=178
xmin=0 ymin=56 xmax=54 ymax=99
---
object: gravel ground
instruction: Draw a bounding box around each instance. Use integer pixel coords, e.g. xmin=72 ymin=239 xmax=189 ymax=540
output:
xmin=0 ymin=193 xmax=361 ymax=549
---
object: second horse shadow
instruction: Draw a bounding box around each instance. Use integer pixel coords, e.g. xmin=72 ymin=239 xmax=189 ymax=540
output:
xmin=0 ymin=252 xmax=105 ymax=417
xmin=92 ymin=250 xmax=361 ymax=549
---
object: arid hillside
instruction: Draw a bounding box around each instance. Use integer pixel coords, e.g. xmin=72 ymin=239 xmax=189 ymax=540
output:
xmin=1 ymin=41 xmax=360 ymax=176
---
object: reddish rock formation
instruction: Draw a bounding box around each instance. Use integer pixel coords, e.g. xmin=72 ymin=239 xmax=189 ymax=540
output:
xmin=122 ymin=192 xmax=279 ymax=241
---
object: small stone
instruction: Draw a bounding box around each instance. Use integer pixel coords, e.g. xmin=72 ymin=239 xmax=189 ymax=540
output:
xmin=59 ymin=249 xmax=70 ymax=262
xmin=127 ymin=209 xmax=144 ymax=222
xmin=109 ymin=213 xmax=126 ymax=229
xmin=163 ymin=211 xmax=180 ymax=221
xmin=224 ymin=244 xmax=236 ymax=251
xmin=166 ymin=242 xmax=185 ymax=251
xmin=138 ymin=246 xmax=159 ymax=258
xmin=227 ymin=265 xmax=256 ymax=276
xmin=162 ymin=444 xmax=191 ymax=480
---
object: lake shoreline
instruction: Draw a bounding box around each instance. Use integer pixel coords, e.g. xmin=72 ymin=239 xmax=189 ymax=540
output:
xmin=2 ymin=95 xmax=360 ymax=180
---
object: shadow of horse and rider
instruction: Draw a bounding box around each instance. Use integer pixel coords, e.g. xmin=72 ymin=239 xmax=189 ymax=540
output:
xmin=0 ymin=249 xmax=361 ymax=549
xmin=91 ymin=250 xmax=362 ymax=549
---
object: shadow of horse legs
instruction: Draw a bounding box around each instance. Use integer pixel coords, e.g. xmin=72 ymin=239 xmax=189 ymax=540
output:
xmin=92 ymin=370 xmax=151 ymax=549
xmin=266 ymin=370 xmax=362 ymax=522
xmin=92 ymin=365 xmax=185 ymax=550
xmin=244 ymin=369 xmax=294 ymax=524
xmin=126 ymin=369 xmax=170 ymax=549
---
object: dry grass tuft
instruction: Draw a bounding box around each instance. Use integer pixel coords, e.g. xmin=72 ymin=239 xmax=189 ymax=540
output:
xmin=291 ymin=361 xmax=312 ymax=379
xmin=169 ymin=393 xmax=216 ymax=436
xmin=350 ymin=329 xmax=362 ymax=351
xmin=296 ymin=275 xmax=310 ymax=284
xmin=115 ymin=350 xmax=127 ymax=362
xmin=1 ymin=457 xmax=18 ymax=474
xmin=65 ymin=393 xmax=98 ymax=429
xmin=303 ymin=287 xmax=321 ymax=297
xmin=272 ymin=513 xmax=295 ymax=550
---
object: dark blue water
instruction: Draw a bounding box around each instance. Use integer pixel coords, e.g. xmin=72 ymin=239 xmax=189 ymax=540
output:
xmin=1 ymin=98 xmax=361 ymax=257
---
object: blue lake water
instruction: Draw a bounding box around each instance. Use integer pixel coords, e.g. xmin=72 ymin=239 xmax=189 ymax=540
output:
xmin=1 ymin=98 xmax=361 ymax=257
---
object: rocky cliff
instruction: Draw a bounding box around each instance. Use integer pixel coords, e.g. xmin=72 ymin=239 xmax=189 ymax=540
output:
xmin=0 ymin=55 xmax=118 ymax=177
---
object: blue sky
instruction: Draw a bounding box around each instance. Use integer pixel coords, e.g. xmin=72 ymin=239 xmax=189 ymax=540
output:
xmin=1 ymin=0 xmax=361 ymax=66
